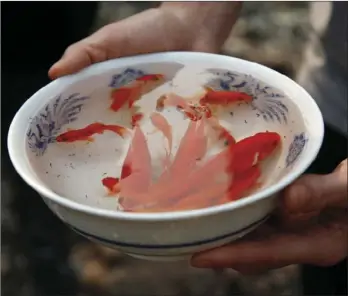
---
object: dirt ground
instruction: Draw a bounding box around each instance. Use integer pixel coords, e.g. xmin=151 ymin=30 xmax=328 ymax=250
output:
xmin=2 ymin=2 xmax=311 ymax=296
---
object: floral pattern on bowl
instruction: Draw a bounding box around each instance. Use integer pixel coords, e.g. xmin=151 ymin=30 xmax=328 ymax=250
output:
xmin=286 ymin=132 xmax=308 ymax=167
xmin=205 ymin=68 xmax=289 ymax=124
xmin=109 ymin=68 xmax=147 ymax=88
xmin=27 ymin=93 xmax=90 ymax=156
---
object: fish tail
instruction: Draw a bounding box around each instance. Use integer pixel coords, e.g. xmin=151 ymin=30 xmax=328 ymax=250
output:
xmin=102 ymin=177 xmax=120 ymax=194
xmin=204 ymin=86 xmax=213 ymax=93
xmin=104 ymin=125 xmax=129 ymax=138
xmin=119 ymin=126 xmax=152 ymax=198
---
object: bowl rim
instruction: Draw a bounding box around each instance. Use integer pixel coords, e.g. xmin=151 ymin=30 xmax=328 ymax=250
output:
xmin=7 ymin=51 xmax=324 ymax=221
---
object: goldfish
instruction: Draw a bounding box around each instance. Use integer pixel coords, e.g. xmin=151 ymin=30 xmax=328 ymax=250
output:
xmin=176 ymin=105 xmax=199 ymax=121
xmin=166 ymin=179 xmax=232 ymax=212
xmin=156 ymin=93 xmax=199 ymax=120
xmin=167 ymin=119 xmax=207 ymax=178
xmin=110 ymin=86 xmax=143 ymax=112
xmin=131 ymin=113 xmax=144 ymax=128
xmin=218 ymin=127 xmax=236 ymax=146
xmin=121 ymin=164 xmax=132 ymax=180
xmin=200 ymin=87 xmax=253 ymax=106
xmin=155 ymin=95 xmax=167 ymax=111
xmin=119 ymin=130 xmax=280 ymax=212
xmin=98 ymin=87 xmax=281 ymax=213
xmin=217 ymin=165 xmax=261 ymax=203
xmin=140 ymin=131 xmax=278 ymax=208
xmin=156 ymin=93 xmax=190 ymax=111
xmin=119 ymin=119 xmax=210 ymax=210
xmin=150 ymin=112 xmax=173 ymax=168
xmin=110 ymin=74 xmax=165 ymax=112
xmin=208 ymin=118 xmax=236 ymax=146
xmin=102 ymin=177 xmax=120 ymax=194
xmin=228 ymin=132 xmax=281 ymax=173
xmin=116 ymin=126 xmax=153 ymax=208
xmin=134 ymin=165 xmax=260 ymax=212
xmin=194 ymin=104 xmax=213 ymax=119
xmin=131 ymin=74 xmax=166 ymax=106
xmin=135 ymin=74 xmax=164 ymax=82
xmin=56 ymin=122 xmax=128 ymax=143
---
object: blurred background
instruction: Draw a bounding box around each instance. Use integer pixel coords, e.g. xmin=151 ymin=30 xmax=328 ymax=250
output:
xmin=2 ymin=2 xmax=311 ymax=296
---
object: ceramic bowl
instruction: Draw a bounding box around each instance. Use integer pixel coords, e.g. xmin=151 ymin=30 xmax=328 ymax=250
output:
xmin=8 ymin=52 xmax=324 ymax=261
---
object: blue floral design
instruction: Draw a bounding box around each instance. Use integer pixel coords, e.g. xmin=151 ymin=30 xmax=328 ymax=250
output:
xmin=204 ymin=69 xmax=289 ymax=124
xmin=286 ymin=132 xmax=308 ymax=167
xmin=26 ymin=93 xmax=89 ymax=156
xmin=109 ymin=68 xmax=146 ymax=88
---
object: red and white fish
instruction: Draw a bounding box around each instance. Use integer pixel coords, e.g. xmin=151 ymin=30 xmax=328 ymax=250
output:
xmin=56 ymin=122 xmax=128 ymax=143
xmin=200 ymin=87 xmax=253 ymax=106
xmin=110 ymin=86 xmax=142 ymax=112
xmin=150 ymin=112 xmax=173 ymax=168
xmin=131 ymin=112 xmax=144 ymax=128
xmin=110 ymin=74 xmax=166 ymax=112
xmin=228 ymin=132 xmax=281 ymax=174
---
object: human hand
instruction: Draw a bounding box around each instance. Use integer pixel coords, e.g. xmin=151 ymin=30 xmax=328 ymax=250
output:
xmin=48 ymin=2 xmax=242 ymax=79
xmin=191 ymin=159 xmax=348 ymax=274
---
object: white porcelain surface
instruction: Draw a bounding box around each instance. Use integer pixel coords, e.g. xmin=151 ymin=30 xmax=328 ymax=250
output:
xmin=8 ymin=52 xmax=324 ymax=260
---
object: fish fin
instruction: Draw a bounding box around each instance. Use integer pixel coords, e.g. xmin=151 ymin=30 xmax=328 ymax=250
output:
xmin=148 ymin=128 xmax=159 ymax=135
xmin=120 ymin=127 xmax=131 ymax=138
xmin=119 ymin=126 xmax=152 ymax=197
xmin=204 ymin=86 xmax=214 ymax=93
xmin=106 ymin=191 xmax=118 ymax=197
xmin=161 ymin=155 xmax=171 ymax=170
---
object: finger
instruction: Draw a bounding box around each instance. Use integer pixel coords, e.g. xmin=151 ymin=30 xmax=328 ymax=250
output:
xmin=49 ymin=9 xmax=188 ymax=79
xmin=282 ymin=161 xmax=348 ymax=214
xmin=191 ymin=219 xmax=347 ymax=270
xmin=279 ymin=211 xmax=320 ymax=231
xmin=48 ymin=31 xmax=109 ymax=79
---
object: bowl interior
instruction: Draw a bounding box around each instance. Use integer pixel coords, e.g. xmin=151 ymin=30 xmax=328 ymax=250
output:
xmin=23 ymin=59 xmax=311 ymax=212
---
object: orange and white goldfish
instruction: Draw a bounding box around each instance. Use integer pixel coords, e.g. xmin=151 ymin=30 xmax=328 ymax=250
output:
xmin=217 ymin=165 xmax=261 ymax=203
xmin=56 ymin=122 xmax=128 ymax=143
xmin=156 ymin=93 xmax=199 ymax=121
xmin=150 ymin=112 xmax=173 ymax=168
xmin=200 ymin=87 xmax=253 ymax=106
xmin=228 ymin=132 xmax=281 ymax=174
xmin=131 ymin=112 xmax=144 ymax=128
xmin=110 ymin=86 xmax=143 ymax=112
xmin=110 ymin=74 xmax=166 ymax=112
xmin=135 ymin=74 xmax=164 ymax=83
xmin=102 ymin=177 xmax=120 ymax=195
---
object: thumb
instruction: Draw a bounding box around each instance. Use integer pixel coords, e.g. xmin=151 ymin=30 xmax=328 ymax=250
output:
xmin=48 ymin=28 xmax=110 ymax=80
xmin=48 ymin=8 xmax=190 ymax=80
xmin=283 ymin=159 xmax=348 ymax=214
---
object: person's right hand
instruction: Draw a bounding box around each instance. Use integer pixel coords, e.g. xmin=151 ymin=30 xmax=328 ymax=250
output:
xmin=49 ymin=2 xmax=242 ymax=79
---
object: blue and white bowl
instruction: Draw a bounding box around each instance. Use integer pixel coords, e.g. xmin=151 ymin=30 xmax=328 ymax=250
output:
xmin=7 ymin=52 xmax=324 ymax=261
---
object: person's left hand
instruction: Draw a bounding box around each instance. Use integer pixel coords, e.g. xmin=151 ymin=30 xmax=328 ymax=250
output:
xmin=191 ymin=159 xmax=348 ymax=274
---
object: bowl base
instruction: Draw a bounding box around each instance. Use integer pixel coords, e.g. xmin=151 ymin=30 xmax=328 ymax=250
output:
xmin=122 ymin=220 xmax=265 ymax=262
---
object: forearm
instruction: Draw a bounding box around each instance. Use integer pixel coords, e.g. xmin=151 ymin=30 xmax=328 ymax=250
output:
xmin=160 ymin=2 xmax=243 ymax=51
